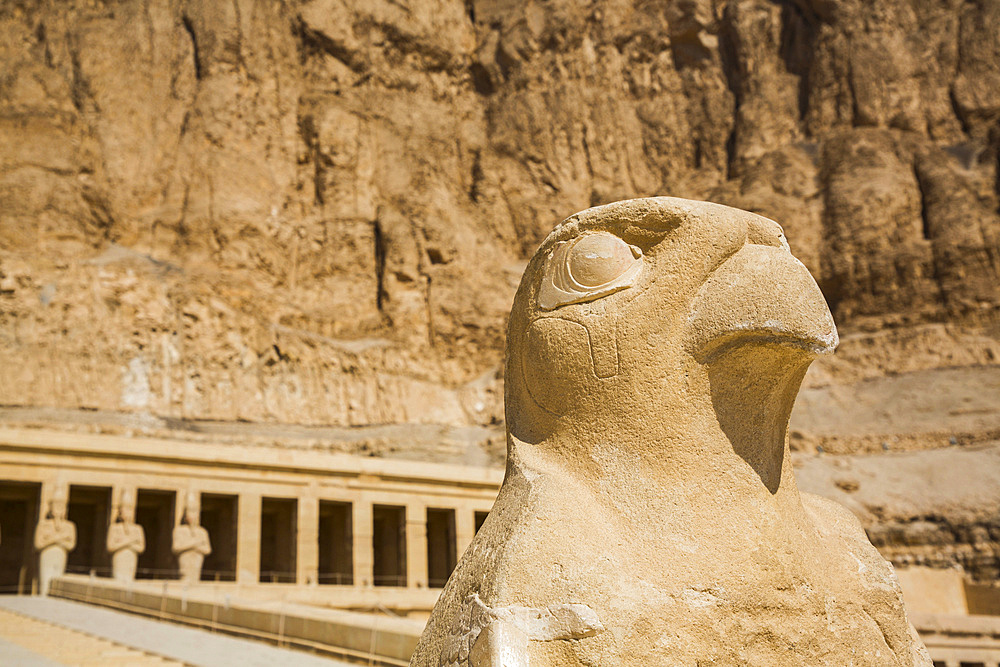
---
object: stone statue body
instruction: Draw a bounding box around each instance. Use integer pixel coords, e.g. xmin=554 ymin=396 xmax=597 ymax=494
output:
xmin=107 ymin=497 xmax=144 ymax=584
xmin=412 ymin=198 xmax=931 ymax=666
xmin=108 ymin=525 xmax=144 ymax=583
xmin=173 ymin=503 xmax=210 ymax=583
xmin=35 ymin=498 xmax=76 ymax=596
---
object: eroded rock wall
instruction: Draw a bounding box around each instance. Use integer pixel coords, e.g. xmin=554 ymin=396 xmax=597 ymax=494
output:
xmin=795 ymin=444 xmax=1000 ymax=586
xmin=1 ymin=0 xmax=998 ymax=427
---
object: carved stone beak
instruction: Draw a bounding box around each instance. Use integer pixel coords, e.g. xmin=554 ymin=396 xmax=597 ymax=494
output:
xmin=686 ymin=243 xmax=838 ymax=360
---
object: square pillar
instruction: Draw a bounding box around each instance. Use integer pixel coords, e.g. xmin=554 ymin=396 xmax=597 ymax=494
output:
xmin=406 ymin=502 xmax=427 ymax=589
xmin=353 ymin=501 xmax=373 ymax=588
xmin=38 ymin=480 xmax=60 ymax=513
xmin=236 ymin=492 xmax=261 ymax=584
xmin=297 ymin=494 xmax=319 ymax=585
xmin=110 ymin=484 xmax=126 ymax=520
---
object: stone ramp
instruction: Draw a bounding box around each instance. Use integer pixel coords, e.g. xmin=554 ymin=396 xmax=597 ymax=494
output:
xmin=0 ymin=636 xmax=66 ymax=667
xmin=0 ymin=596 xmax=355 ymax=667
xmin=49 ymin=575 xmax=422 ymax=665
xmin=0 ymin=605 xmax=181 ymax=666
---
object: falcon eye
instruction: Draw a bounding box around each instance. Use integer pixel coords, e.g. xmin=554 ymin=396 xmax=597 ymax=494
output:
xmin=538 ymin=232 xmax=643 ymax=310
xmin=567 ymin=233 xmax=637 ymax=287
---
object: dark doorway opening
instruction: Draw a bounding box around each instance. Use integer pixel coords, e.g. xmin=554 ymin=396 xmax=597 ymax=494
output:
xmin=372 ymin=505 xmax=406 ymax=587
xmin=135 ymin=489 xmax=175 ymax=580
xmin=318 ymin=501 xmax=353 ymax=585
xmin=200 ymin=494 xmax=237 ymax=582
xmin=260 ymin=497 xmax=297 ymax=583
xmin=475 ymin=511 xmax=489 ymax=534
xmin=67 ymin=486 xmax=112 ymax=576
xmin=426 ymin=508 xmax=456 ymax=588
xmin=0 ymin=481 xmax=41 ymax=594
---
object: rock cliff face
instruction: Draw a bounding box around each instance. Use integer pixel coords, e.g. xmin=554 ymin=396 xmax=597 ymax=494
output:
xmin=795 ymin=444 xmax=1000 ymax=585
xmin=1 ymin=0 xmax=998 ymax=432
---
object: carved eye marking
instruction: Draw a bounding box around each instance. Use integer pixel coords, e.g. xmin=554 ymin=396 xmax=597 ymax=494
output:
xmin=567 ymin=233 xmax=638 ymax=287
xmin=538 ymin=232 xmax=643 ymax=310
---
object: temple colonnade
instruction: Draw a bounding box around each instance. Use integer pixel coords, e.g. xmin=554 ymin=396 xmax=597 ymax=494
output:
xmin=0 ymin=427 xmax=500 ymax=608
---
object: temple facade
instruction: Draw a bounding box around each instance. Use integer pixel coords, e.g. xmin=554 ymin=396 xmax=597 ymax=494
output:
xmin=2 ymin=426 xmax=999 ymax=666
xmin=0 ymin=427 xmax=500 ymax=612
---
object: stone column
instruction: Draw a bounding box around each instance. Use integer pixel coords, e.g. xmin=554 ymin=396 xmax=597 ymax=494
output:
xmin=297 ymin=494 xmax=319 ymax=586
xmin=107 ymin=488 xmax=144 ymax=584
xmin=236 ymin=492 xmax=261 ymax=585
xmin=352 ymin=501 xmax=373 ymax=588
xmin=406 ymin=502 xmax=428 ymax=589
xmin=173 ymin=491 xmax=210 ymax=584
xmin=34 ymin=485 xmax=75 ymax=596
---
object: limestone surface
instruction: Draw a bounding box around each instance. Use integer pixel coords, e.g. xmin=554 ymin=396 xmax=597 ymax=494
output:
xmin=34 ymin=491 xmax=75 ymax=597
xmin=1 ymin=0 xmax=997 ymax=603
xmin=1 ymin=0 xmax=998 ymax=432
xmin=412 ymin=198 xmax=931 ymax=666
xmin=107 ymin=490 xmax=145 ymax=584
xmin=173 ymin=494 xmax=211 ymax=583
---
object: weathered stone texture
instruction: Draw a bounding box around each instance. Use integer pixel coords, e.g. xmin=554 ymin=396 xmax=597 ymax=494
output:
xmin=414 ymin=197 xmax=930 ymax=666
xmin=1 ymin=0 xmax=998 ymax=426
xmin=794 ymin=443 xmax=1000 ymax=586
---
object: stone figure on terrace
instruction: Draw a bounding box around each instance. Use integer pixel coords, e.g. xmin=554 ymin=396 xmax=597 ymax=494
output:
xmin=411 ymin=198 xmax=931 ymax=666
xmin=34 ymin=486 xmax=76 ymax=596
xmin=172 ymin=491 xmax=211 ymax=583
xmin=106 ymin=489 xmax=145 ymax=584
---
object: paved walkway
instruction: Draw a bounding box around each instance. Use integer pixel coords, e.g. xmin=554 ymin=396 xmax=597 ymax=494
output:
xmin=0 ymin=634 xmax=67 ymax=667
xmin=0 ymin=596 xmax=357 ymax=667
xmin=0 ymin=605 xmax=182 ymax=666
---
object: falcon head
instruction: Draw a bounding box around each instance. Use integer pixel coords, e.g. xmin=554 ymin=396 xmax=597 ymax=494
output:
xmin=505 ymin=197 xmax=837 ymax=491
